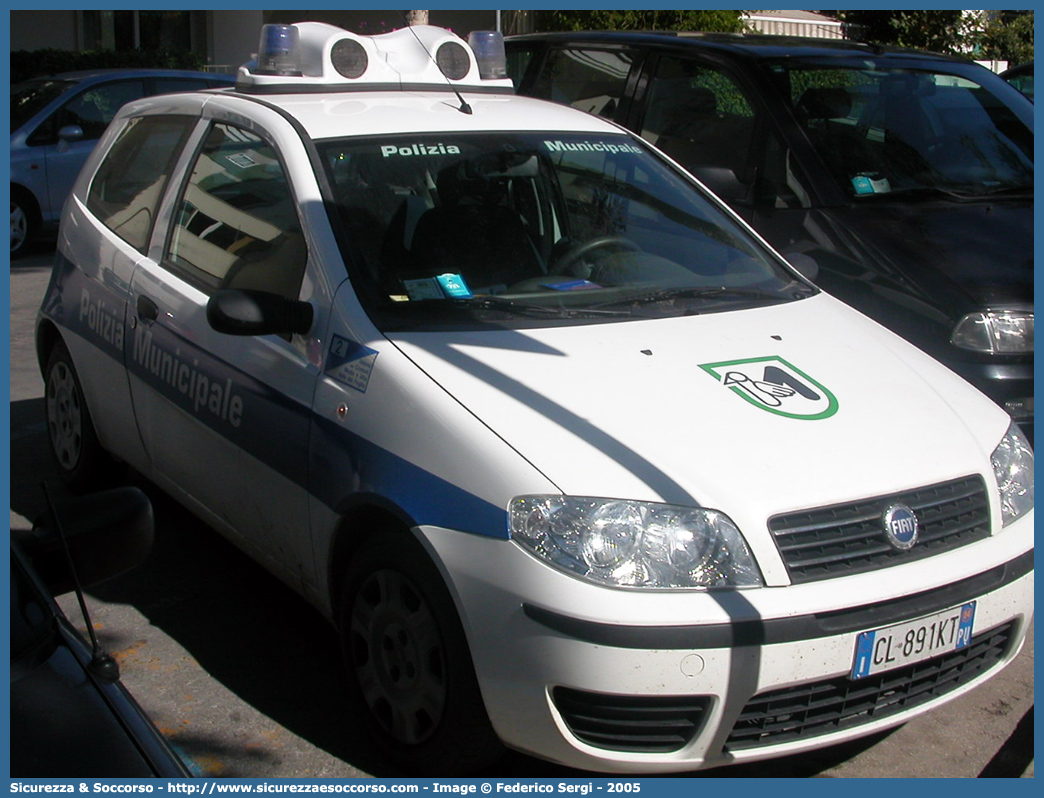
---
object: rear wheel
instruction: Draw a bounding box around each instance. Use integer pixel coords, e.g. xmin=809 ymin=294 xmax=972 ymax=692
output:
xmin=44 ymin=340 xmax=124 ymax=491
xmin=340 ymin=533 xmax=503 ymax=775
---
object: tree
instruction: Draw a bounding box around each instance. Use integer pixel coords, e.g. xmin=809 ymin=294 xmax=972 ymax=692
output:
xmin=980 ymin=11 xmax=1034 ymax=64
xmin=535 ymin=10 xmax=747 ymax=34
xmin=824 ymin=10 xmax=965 ymax=53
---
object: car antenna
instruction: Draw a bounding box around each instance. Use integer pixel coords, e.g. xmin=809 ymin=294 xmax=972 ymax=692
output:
xmin=402 ymin=14 xmax=473 ymax=115
xmin=42 ymin=482 xmax=121 ymax=684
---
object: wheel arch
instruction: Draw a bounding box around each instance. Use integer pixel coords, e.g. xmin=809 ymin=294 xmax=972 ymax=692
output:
xmin=35 ymin=319 xmax=63 ymax=378
xmin=10 ymin=182 xmax=41 ymax=221
xmin=326 ymin=496 xmax=418 ymax=624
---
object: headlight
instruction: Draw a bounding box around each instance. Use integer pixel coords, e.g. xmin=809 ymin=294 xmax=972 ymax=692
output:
xmin=991 ymin=423 xmax=1034 ymax=526
xmin=951 ymin=310 xmax=1033 ymax=354
xmin=509 ymin=496 xmax=763 ymax=589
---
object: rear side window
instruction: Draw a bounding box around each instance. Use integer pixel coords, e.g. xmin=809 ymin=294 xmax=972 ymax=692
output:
xmin=86 ymin=114 xmax=196 ymax=251
xmin=167 ymin=122 xmax=307 ymax=299
xmin=531 ymin=47 xmax=636 ymax=119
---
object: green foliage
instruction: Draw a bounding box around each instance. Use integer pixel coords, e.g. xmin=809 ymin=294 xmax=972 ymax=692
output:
xmin=827 ymin=10 xmax=965 ymax=54
xmin=980 ymin=11 xmax=1034 ymax=65
xmin=536 ymin=10 xmax=747 ymax=34
xmin=11 ymin=48 xmax=207 ymax=84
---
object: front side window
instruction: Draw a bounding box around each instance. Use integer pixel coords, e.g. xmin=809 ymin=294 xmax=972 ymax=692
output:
xmin=59 ymin=81 xmax=146 ymax=141
xmin=641 ymin=55 xmax=758 ymax=184
xmin=530 ymin=47 xmax=637 ymax=119
xmin=321 ymin=132 xmax=810 ymax=331
xmin=11 ymin=78 xmax=75 ymax=133
xmin=778 ymin=63 xmax=1033 ymax=198
xmin=86 ymin=114 xmax=196 ymax=251
xmin=167 ymin=123 xmax=307 ymax=298
xmin=25 ymin=80 xmax=146 ymax=145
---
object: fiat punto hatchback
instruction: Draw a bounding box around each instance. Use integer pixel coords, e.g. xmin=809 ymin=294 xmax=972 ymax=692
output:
xmin=37 ymin=22 xmax=1034 ymax=775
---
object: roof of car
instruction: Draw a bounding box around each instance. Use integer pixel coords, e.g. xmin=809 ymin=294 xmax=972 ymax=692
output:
xmin=33 ymin=68 xmax=234 ymax=83
xmin=213 ymin=88 xmax=625 ymax=141
xmin=506 ymin=30 xmax=975 ymax=65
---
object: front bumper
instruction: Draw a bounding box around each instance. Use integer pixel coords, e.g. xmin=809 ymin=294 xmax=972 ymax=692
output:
xmin=422 ymin=514 xmax=1034 ymax=773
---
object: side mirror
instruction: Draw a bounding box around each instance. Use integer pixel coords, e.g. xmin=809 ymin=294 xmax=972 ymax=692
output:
xmin=57 ymin=124 xmax=85 ymax=143
xmin=207 ymin=288 xmax=313 ymax=337
xmin=785 ymin=252 xmax=819 ymax=283
xmin=23 ymin=486 xmax=154 ymax=594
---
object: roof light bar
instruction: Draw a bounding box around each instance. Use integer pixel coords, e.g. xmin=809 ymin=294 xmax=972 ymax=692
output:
xmin=256 ymin=24 xmax=302 ymax=76
xmin=239 ymin=22 xmax=513 ymax=93
xmin=468 ymin=31 xmax=508 ymax=80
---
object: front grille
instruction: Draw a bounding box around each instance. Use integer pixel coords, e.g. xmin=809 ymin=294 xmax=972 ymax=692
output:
xmin=770 ymin=475 xmax=990 ymax=583
xmin=552 ymin=687 xmax=711 ymax=753
xmin=726 ymin=621 xmax=1013 ymax=751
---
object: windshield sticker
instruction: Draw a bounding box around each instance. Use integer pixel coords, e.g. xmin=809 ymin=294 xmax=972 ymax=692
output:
xmin=327 ymin=335 xmax=379 ymax=393
xmin=543 ymin=140 xmax=643 ymax=155
xmin=542 ymin=279 xmax=601 ymax=291
xmin=699 ymin=356 xmax=839 ymax=420
xmin=381 ymin=143 xmax=461 ymax=158
xmin=403 ymin=274 xmax=473 ymax=301
xmin=852 ymin=172 xmax=892 ymax=195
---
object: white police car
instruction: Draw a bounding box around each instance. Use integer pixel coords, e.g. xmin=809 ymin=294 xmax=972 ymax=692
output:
xmin=36 ymin=22 xmax=1034 ymax=775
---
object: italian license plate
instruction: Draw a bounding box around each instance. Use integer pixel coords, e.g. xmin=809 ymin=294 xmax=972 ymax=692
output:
xmin=851 ymin=602 xmax=976 ymax=680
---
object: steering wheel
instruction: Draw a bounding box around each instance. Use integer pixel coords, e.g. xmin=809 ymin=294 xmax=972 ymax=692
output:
xmin=551 ymin=236 xmax=642 ymax=276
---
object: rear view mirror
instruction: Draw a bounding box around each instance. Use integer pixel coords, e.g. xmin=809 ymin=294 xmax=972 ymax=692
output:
xmin=57 ymin=124 xmax=85 ymax=143
xmin=785 ymin=252 xmax=820 ymax=282
xmin=207 ymin=288 xmax=314 ymax=337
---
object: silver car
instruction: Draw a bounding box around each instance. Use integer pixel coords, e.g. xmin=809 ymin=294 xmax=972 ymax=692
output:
xmin=11 ymin=68 xmax=233 ymax=258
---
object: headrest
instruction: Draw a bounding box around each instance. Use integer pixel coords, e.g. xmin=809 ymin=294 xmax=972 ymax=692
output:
xmin=677 ymin=85 xmax=717 ymax=115
xmin=796 ymin=87 xmax=852 ymax=121
xmin=437 ymin=153 xmax=538 ymax=205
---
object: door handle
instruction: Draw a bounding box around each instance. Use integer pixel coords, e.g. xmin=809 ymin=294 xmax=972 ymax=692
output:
xmin=136 ymin=295 xmax=159 ymax=322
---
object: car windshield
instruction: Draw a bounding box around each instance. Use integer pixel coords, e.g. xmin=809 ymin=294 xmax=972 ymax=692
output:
xmin=11 ymin=78 xmax=76 ymax=132
xmin=777 ymin=63 xmax=1033 ymax=199
xmin=320 ymin=132 xmax=809 ymax=330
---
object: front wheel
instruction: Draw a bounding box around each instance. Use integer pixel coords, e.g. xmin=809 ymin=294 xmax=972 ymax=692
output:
xmin=11 ymin=191 xmax=38 ymax=258
xmin=340 ymin=533 xmax=503 ymax=775
xmin=44 ymin=340 xmax=123 ymax=491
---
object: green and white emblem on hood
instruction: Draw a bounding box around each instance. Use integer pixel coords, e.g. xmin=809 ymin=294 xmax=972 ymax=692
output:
xmin=700 ymin=356 xmax=839 ymax=420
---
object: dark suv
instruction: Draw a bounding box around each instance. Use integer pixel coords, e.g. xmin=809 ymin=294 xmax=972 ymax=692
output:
xmin=507 ymin=32 xmax=1034 ymax=440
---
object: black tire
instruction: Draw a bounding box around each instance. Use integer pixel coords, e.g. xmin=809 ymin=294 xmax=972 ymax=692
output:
xmin=11 ymin=188 xmax=38 ymax=259
xmin=339 ymin=533 xmax=503 ymax=775
xmin=44 ymin=340 xmax=124 ymax=491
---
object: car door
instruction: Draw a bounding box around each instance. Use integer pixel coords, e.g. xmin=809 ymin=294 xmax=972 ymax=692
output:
xmin=32 ymin=78 xmax=148 ymax=222
xmin=68 ymin=111 xmax=200 ymax=474
xmin=126 ymin=114 xmax=320 ymax=590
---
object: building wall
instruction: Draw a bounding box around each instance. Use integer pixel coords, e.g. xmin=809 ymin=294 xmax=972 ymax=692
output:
xmin=10 ymin=10 xmax=79 ymax=51
xmin=207 ymin=10 xmax=265 ymax=73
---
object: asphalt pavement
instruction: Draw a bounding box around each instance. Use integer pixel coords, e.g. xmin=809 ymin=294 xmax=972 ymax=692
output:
xmin=8 ymin=242 xmax=1034 ymax=778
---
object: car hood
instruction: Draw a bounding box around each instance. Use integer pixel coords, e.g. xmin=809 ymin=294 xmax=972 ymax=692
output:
xmin=813 ymin=198 xmax=1033 ymax=310
xmin=389 ymin=293 xmax=1006 ymax=533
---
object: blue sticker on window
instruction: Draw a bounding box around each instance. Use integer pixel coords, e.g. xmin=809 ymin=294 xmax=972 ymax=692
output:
xmin=327 ymin=335 xmax=379 ymax=393
xmin=542 ymin=279 xmax=601 ymax=291
xmin=436 ymin=273 xmax=473 ymax=298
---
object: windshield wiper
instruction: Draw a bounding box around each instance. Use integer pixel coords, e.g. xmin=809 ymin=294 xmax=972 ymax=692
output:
xmin=457 ymin=296 xmax=634 ymax=318
xmin=978 ymin=184 xmax=1033 ymax=198
xmin=864 ymin=185 xmax=1032 ymax=202
xmin=595 ymin=283 xmax=811 ymax=310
